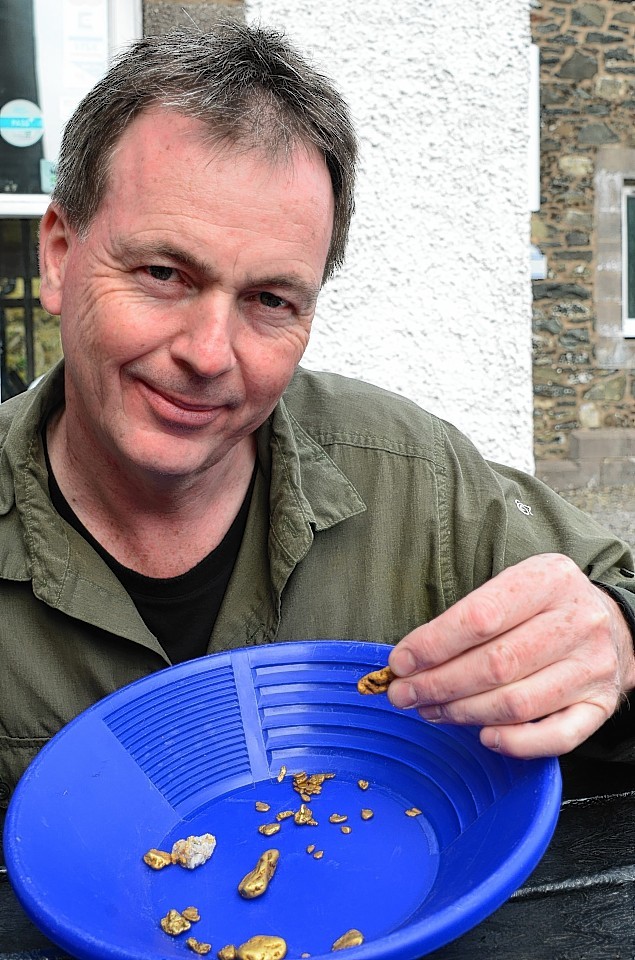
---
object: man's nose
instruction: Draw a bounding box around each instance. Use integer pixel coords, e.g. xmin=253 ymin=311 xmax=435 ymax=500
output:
xmin=170 ymin=293 xmax=237 ymax=378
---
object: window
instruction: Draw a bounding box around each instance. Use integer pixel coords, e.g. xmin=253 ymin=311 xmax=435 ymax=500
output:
xmin=0 ymin=0 xmax=142 ymax=217
xmin=0 ymin=0 xmax=141 ymax=399
xmin=594 ymin=148 xmax=635 ymax=364
xmin=624 ymin=184 xmax=635 ymax=338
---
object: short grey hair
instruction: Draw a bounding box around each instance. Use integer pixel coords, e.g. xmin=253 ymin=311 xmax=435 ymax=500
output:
xmin=51 ymin=19 xmax=357 ymax=282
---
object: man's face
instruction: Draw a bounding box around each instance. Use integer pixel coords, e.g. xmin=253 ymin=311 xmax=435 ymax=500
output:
xmin=39 ymin=108 xmax=334 ymax=482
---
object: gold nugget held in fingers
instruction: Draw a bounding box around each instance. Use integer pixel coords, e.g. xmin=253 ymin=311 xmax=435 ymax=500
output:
xmin=332 ymin=929 xmax=364 ymax=951
xmin=357 ymin=666 xmax=395 ymax=695
xmin=238 ymin=849 xmax=280 ymax=899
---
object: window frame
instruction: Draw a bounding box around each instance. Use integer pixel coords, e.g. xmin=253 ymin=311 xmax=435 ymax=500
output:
xmin=623 ymin=183 xmax=635 ymax=338
xmin=0 ymin=0 xmax=141 ymax=219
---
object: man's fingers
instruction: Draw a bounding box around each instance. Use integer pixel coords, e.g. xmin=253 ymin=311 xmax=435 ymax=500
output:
xmin=388 ymin=609 xmax=578 ymax=709
xmin=411 ymin=654 xmax=618 ymax=728
xmin=479 ymin=701 xmax=610 ymax=759
xmin=389 ymin=553 xmax=581 ymax=676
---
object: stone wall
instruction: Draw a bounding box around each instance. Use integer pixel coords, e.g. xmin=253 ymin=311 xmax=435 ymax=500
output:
xmin=532 ymin=0 xmax=635 ymax=485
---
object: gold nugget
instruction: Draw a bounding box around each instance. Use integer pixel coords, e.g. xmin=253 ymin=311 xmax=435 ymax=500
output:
xmin=332 ymin=929 xmax=365 ymax=951
xmin=218 ymin=947 xmax=237 ymax=960
xmin=313 ymin=850 xmax=324 ymax=859
xmin=357 ymin=780 xmax=369 ymax=791
xmin=160 ymin=909 xmax=191 ymax=936
xmin=341 ymin=826 xmax=352 ymax=835
xmin=186 ymin=937 xmax=211 ymax=955
xmin=236 ymin=934 xmax=287 ymax=960
xmin=329 ymin=813 xmax=348 ymax=824
xmin=181 ymin=907 xmax=200 ymax=923
xmin=361 ymin=809 xmax=374 ymax=820
xmin=405 ymin=807 xmax=422 ymax=817
xmin=258 ymin=823 xmax=281 ymax=836
xmin=357 ymin=665 xmax=395 ymax=695
xmin=275 ymin=810 xmax=294 ymax=821
xmin=306 ymin=844 xmax=315 ymax=854
xmin=143 ymin=848 xmax=172 ymax=870
xmin=276 ymin=765 xmax=287 ymax=782
xmin=294 ymin=803 xmax=317 ymax=826
xmin=255 ymin=801 xmax=270 ymax=812
xmin=238 ymin=848 xmax=280 ymax=899
xmin=292 ymin=771 xmax=335 ymax=800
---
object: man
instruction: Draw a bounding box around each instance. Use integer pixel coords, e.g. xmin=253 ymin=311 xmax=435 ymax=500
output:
xmin=1 ymin=20 xmax=635 ymax=808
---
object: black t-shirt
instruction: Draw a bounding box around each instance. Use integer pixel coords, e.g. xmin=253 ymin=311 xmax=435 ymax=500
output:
xmin=44 ymin=437 xmax=254 ymax=663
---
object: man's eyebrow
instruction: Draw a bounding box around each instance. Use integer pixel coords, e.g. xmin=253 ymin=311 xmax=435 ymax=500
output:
xmin=114 ymin=238 xmax=321 ymax=309
xmin=112 ymin=239 xmax=215 ymax=278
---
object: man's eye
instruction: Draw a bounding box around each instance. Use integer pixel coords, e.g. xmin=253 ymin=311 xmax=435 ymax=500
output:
xmin=146 ymin=265 xmax=176 ymax=282
xmin=259 ymin=291 xmax=287 ymax=309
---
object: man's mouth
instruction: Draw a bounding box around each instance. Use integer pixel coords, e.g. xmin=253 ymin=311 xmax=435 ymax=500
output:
xmin=137 ymin=379 xmax=231 ymax=428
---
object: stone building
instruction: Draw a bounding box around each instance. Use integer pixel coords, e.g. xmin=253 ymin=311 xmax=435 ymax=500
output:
xmin=531 ymin=0 xmax=635 ymax=489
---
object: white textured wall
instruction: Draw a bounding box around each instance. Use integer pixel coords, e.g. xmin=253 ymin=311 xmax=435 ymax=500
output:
xmin=247 ymin=0 xmax=534 ymax=472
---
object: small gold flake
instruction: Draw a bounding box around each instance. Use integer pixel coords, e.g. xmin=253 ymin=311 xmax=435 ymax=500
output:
xmin=306 ymin=844 xmax=315 ymax=854
xmin=341 ymin=825 xmax=352 ymax=835
xmin=275 ymin=810 xmax=294 ymax=821
xmin=313 ymin=850 xmax=324 ymax=859
xmin=332 ymin=929 xmax=364 ymax=951
xmin=143 ymin=848 xmax=173 ymax=870
xmin=236 ymin=935 xmax=288 ymax=960
xmin=357 ymin=780 xmax=369 ymax=791
xmin=186 ymin=937 xmax=211 ymax=955
xmin=181 ymin=907 xmax=200 ymax=923
xmin=357 ymin=665 xmax=395 ymax=695
xmin=329 ymin=813 xmax=348 ymax=824
xmin=276 ymin=765 xmax=287 ymax=783
xmin=301 ymin=793 xmax=312 ymax=802
xmin=238 ymin=848 xmax=280 ymax=899
xmin=405 ymin=807 xmax=422 ymax=817
xmin=255 ymin=801 xmax=270 ymax=812
xmin=258 ymin=822 xmax=281 ymax=836
xmin=361 ymin=809 xmax=374 ymax=820
xmin=160 ymin=909 xmax=191 ymax=936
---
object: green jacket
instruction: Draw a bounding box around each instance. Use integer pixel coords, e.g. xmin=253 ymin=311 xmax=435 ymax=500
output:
xmin=1 ymin=362 xmax=635 ymax=806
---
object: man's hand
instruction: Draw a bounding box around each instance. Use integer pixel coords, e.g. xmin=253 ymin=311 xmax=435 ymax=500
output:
xmin=387 ymin=553 xmax=635 ymax=758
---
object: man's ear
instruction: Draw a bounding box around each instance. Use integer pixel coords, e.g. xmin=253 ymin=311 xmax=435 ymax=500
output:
xmin=39 ymin=204 xmax=75 ymax=317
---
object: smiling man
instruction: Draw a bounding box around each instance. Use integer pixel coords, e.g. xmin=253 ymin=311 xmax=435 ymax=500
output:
xmin=40 ymin=108 xmax=333 ymax=577
xmin=2 ymin=20 xmax=635 ymax=806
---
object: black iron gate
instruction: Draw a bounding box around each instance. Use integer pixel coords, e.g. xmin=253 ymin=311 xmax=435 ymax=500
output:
xmin=0 ymin=218 xmax=61 ymax=401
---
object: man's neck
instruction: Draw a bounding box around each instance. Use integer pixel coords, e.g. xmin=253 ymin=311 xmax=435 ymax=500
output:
xmin=46 ymin=408 xmax=258 ymax=578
